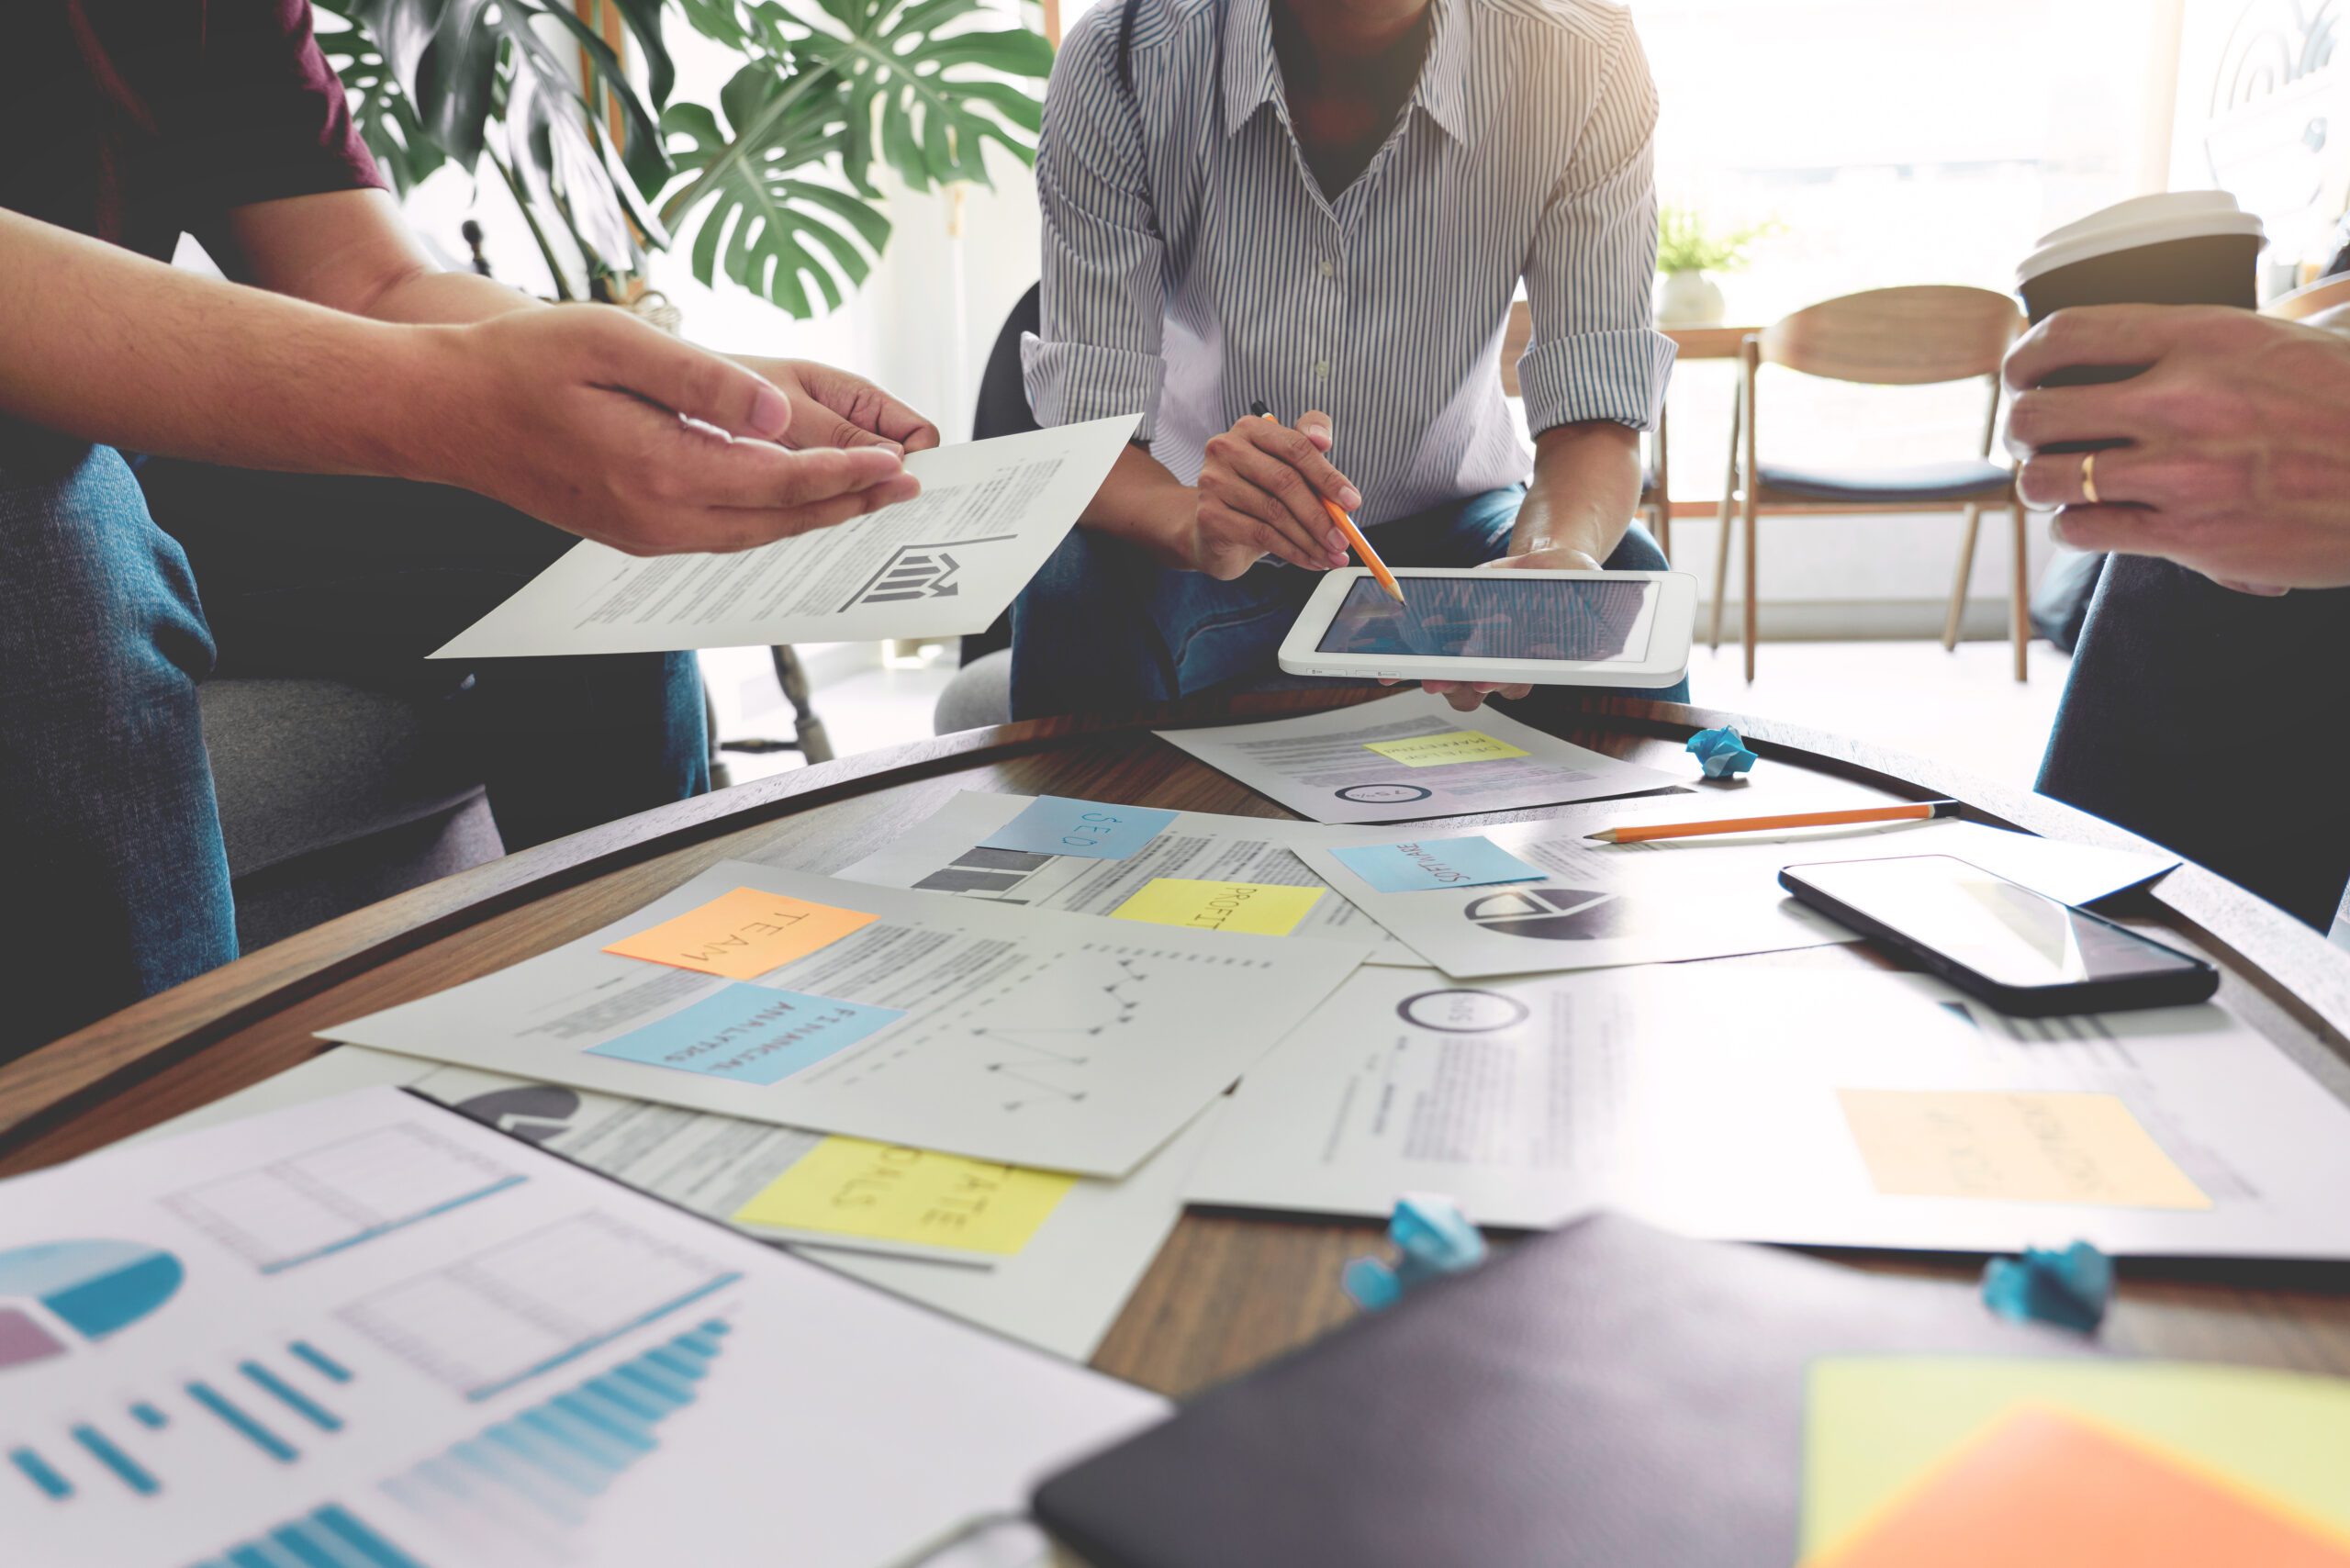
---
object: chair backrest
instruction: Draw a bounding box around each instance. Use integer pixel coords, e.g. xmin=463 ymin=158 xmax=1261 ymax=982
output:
xmin=1757 ymin=286 xmax=2023 ymax=386
xmin=1500 ymin=299 xmax=1534 ymax=398
xmin=972 ymin=282 xmax=1045 ymax=440
xmin=2264 ymin=273 xmax=2350 ymax=322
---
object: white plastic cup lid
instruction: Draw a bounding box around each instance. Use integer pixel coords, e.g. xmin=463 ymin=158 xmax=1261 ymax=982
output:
xmin=2018 ymin=191 xmax=2266 ymax=287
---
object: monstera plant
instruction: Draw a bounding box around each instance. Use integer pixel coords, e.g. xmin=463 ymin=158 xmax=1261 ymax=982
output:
xmin=314 ymin=0 xmax=1051 ymax=314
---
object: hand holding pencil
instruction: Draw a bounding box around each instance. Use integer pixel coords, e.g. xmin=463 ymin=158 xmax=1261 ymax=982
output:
xmin=1237 ymin=402 xmax=1404 ymax=603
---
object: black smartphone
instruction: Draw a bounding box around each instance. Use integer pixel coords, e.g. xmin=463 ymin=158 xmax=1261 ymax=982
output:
xmin=1778 ymin=854 xmax=2219 ymax=1015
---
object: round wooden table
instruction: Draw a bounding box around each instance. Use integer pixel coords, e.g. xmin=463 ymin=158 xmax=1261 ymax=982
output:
xmin=6 ymin=691 xmax=2350 ymax=1397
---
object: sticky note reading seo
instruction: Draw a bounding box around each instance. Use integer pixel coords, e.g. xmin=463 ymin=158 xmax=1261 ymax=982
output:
xmin=604 ymin=887 xmax=876 ymax=979
xmin=979 ymin=796 xmax=1179 ymax=860
xmin=1363 ymin=730 xmax=1532 ymax=767
xmin=1110 ymin=878 xmax=1323 ymax=936
xmin=1331 ymin=835 xmax=1546 ymax=894
xmin=588 ymin=983 xmax=905 ymax=1086
xmin=733 ymin=1137 xmax=1076 ymax=1257
xmin=1837 ymin=1089 xmax=2212 ymax=1210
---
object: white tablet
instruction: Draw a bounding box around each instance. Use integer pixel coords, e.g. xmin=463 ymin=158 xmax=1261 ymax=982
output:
xmin=1278 ymin=567 xmax=1697 ymax=688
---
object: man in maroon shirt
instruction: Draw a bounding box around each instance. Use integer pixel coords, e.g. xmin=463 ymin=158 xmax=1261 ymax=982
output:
xmin=0 ymin=2 xmax=941 ymax=1055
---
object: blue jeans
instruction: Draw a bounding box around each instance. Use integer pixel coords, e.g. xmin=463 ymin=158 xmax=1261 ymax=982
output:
xmin=1011 ymin=485 xmax=1690 ymax=717
xmin=0 ymin=422 xmax=709 ymax=1058
xmin=2039 ymin=555 xmax=2350 ymax=930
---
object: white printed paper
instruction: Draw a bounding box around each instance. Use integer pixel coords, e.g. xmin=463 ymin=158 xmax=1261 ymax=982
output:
xmin=319 ymin=861 xmax=1363 ymax=1177
xmin=134 ymin=1049 xmax=1216 ymax=1361
xmin=432 ymin=416 xmax=1136 ymax=657
xmin=1152 ymin=690 xmax=1683 ymax=823
xmin=1294 ymin=815 xmax=2177 ymax=979
xmin=1185 ymin=964 xmax=2350 ymax=1260
xmin=0 ymin=1088 xmax=1163 ymax=1568
xmin=834 ymin=789 xmax=1423 ymax=965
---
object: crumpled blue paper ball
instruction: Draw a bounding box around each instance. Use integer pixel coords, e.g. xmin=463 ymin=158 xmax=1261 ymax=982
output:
xmin=1981 ymin=1241 xmax=2112 ymax=1333
xmin=1687 ymin=726 xmax=1758 ymax=779
xmin=1342 ymin=1193 xmax=1489 ymax=1311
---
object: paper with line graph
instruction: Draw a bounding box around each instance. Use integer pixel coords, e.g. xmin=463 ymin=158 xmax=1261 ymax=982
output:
xmin=431 ymin=414 xmax=1136 ymax=657
xmin=321 ymin=861 xmax=1366 ymax=1176
xmin=0 ymin=1086 xmax=1163 ymax=1568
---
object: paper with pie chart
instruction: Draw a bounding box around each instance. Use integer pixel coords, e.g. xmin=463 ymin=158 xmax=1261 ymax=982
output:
xmin=1153 ymin=689 xmax=1682 ymax=823
xmin=1183 ymin=964 xmax=2350 ymax=1260
xmin=320 ymin=860 xmax=1365 ymax=1177
xmin=0 ymin=1086 xmax=1163 ymax=1568
xmin=433 ymin=415 xmax=1137 ymax=658
xmin=1294 ymin=814 xmax=2177 ymax=980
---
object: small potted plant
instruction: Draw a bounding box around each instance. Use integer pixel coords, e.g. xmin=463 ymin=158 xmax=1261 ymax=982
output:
xmin=1655 ymin=206 xmax=1774 ymax=326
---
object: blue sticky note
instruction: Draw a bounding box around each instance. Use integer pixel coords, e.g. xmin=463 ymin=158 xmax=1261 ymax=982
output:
xmin=979 ymin=795 xmax=1179 ymax=860
xmin=588 ymin=983 xmax=904 ymax=1086
xmin=1330 ymin=836 xmax=1546 ymax=894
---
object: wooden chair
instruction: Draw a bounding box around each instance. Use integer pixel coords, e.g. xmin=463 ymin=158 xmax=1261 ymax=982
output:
xmin=1714 ymin=286 xmax=2028 ymax=683
xmin=1501 ymin=301 xmax=1672 ymax=558
xmin=2265 ymin=273 xmax=2350 ymax=321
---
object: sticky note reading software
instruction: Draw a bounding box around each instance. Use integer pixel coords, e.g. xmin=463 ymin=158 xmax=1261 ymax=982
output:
xmin=1837 ymin=1089 xmax=2211 ymax=1211
xmin=604 ymin=887 xmax=877 ymax=979
xmin=1331 ymin=835 xmax=1546 ymax=893
xmin=733 ymin=1137 xmax=1077 ymax=1256
xmin=1362 ymin=730 xmax=1532 ymax=767
xmin=1110 ymin=879 xmax=1323 ymax=936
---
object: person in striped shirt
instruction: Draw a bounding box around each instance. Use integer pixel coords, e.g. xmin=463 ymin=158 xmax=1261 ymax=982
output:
xmin=1011 ymin=0 xmax=1684 ymax=718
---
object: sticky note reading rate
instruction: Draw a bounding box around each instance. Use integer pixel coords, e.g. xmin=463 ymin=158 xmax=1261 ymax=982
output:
xmin=1331 ymin=835 xmax=1546 ymax=894
xmin=1812 ymin=1406 xmax=2350 ymax=1568
xmin=588 ymin=983 xmax=905 ymax=1086
xmin=979 ymin=796 xmax=1179 ymax=860
xmin=1362 ymin=730 xmax=1532 ymax=767
xmin=1837 ymin=1089 xmax=2212 ymax=1211
xmin=1110 ymin=879 xmax=1324 ymax=936
xmin=733 ymin=1137 xmax=1077 ymax=1256
xmin=603 ymin=887 xmax=877 ymax=979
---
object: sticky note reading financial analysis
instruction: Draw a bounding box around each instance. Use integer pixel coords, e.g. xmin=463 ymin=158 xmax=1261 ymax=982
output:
xmin=603 ymin=887 xmax=877 ymax=979
xmin=1362 ymin=730 xmax=1532 ymax=767
xmin=979 ymin=795 xmax=1179 ymax=860
xmin=1110 ymin=879 xmax=1323 ymax=936
xmin=1331 ymin=835 xmax=1547 ymax=894
xmin=732 ymin=1137 xmax=1077 ymax=1257
xmin=1837 ymin=1089 xmax=2212 ymax=1211
xmin=588 ymin=983 xmax=905 ymax=1086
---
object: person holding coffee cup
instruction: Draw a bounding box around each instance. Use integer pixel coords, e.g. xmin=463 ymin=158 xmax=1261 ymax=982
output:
xmin=2003 ymin=192 xmax=2350 ymax=933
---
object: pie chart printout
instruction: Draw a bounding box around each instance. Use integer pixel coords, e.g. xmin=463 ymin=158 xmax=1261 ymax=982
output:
xmin=0 ymin=1241 xmax=185 ymax=1370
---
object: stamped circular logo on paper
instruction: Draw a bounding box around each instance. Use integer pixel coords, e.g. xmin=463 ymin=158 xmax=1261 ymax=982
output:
xmin=1335 ymin=783 xmax=1434 ymax=805
xmin=1396 ymin=989 xmax=1531 ymax=1033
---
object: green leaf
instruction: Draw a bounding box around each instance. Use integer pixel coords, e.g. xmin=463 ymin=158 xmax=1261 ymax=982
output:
xmin=663 ymin=68 xmax=890 ymax=317
xmin=792 ymin=0 xmax=1053 ymax=195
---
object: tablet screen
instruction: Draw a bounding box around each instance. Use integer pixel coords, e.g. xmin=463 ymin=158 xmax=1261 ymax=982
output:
xmin=1314 ymin=576 xmax=1659 ymax=663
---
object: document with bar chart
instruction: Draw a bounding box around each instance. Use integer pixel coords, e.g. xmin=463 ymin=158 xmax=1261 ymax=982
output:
xmin=0 ymin=1087 xmax=1165 ymax=1568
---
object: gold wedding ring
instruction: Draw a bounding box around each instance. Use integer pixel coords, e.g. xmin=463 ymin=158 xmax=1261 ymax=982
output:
xmin=2079 ymin=451 xmax=2101 ymax=507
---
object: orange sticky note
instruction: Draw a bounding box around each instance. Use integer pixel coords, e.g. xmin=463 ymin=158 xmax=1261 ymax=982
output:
xmin=604 ymin=888 xmax=877 ymax=980
xmin=1816 ymin=1406 xmax=2350 ymax=1568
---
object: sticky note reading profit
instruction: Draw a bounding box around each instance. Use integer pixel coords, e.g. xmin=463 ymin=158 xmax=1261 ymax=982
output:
xmin=1362 ymin=730 xmax=1532 ymax=767
xmin=604 ymin=886 xmax=877 ymax=979
xmin=1110 ymin=879 xmax=1324 ymax=936
xmin=1330 ymin=835 xmax=1547 ymax=894
xmin=979 ymin=796 xmax=1180 ymax=860
xmin=1812 ymin=1406 xmax=2350 ymax=1568
xmin=1837 ymin=1089 xmax=2212 ymax=1210
xmin=733 ymin=1137 xmax=1077 ymax=1256
xmin=588 ymin=983 xmax=904 ymax=1085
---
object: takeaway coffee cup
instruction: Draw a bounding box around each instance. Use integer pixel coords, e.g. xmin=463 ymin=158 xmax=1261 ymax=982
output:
xmin=2016 ymin=190 xmax=2266 ymax=327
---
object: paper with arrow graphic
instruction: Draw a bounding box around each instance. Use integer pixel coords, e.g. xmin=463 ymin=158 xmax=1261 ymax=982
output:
xmin=319 ymin=859 xmax=1362 ymax=1178
xmin=431 ymin=416 xmax=1136 ymax=657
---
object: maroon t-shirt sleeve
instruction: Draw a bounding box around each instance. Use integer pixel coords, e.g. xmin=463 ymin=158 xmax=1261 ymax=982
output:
xmin=172 ymin=0 xmax=386 ymax=220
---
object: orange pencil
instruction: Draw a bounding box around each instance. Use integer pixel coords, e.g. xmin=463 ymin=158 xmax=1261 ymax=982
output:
xmin=1251 ymin=402 xmax=1404 ymax=604
xmin=1584 ymin=800 xmax=1961 ymax=844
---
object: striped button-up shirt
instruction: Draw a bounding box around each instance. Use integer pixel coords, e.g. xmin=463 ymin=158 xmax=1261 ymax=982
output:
xmin=1022 ymin=0 xmax=1676 ymax=529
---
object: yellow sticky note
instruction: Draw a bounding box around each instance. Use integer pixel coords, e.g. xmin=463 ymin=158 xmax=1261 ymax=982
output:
xmin=1363 ymin=730 xmax=1532 ymax=767
xmin=1836 ymin=1089 xmax=2211 ymax=1210
xmin=604 ymin=887 xmax=877 ymax=980
xmin=732 ymin=1137 xmax=1076 ymax=1256
xmin=1109 ymin=878 xmax=1323 ymax=936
